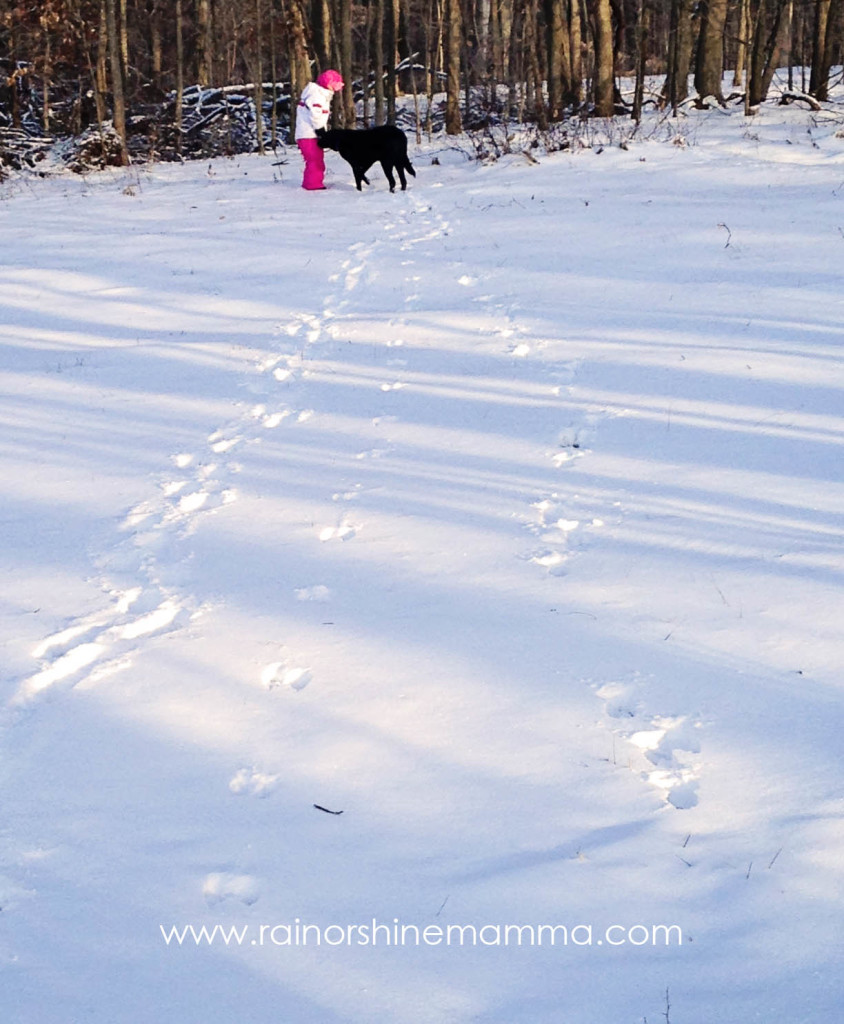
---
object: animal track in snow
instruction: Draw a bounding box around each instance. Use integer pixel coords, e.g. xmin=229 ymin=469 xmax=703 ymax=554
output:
xmin=260 ymin=661 xmax=312 ymax=691
xmin=208 ymin=430 xmax=242 ymax=454
xmin=295 ymin=585 xmax=333 ymax=602
xmin=551 ymin=426 xmax=592 ymax=466
xmin=229 ymin=767 xmax=279 ymax=798
xmin=595 ymin=681 xmax=703 ymax=810
xmin=530 ymin=550 xmax=569 ymax=576
xmin=12 ymin=589 xmax=198 ymax=706
xmin=13 ymin=403 xmax=250 ymax=706
xmin=319 ymin=519 xmax=359 ymax=542
xmin=525 ymin=495 xmax=605 ymax=578
xmin=202 ymin=872 xmax=260 ymax=906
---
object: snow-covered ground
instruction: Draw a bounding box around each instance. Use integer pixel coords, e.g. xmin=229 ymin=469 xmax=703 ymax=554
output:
xmin=2 ymin=100 xmax=843 ymax=1023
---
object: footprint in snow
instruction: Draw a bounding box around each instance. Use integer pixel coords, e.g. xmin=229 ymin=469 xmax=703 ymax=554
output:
xmin=595 ymin=681 xmax=702 ymax=810
xmin=551 ymin=425 xmax=593 ymax=466
xmin=319 ymin=520 xmax=358 ymax=542
xmin=263 ymin=410 xmax=290 ymax=429
xmin=12 ymin=592 xmax=194 ymax=705
xmin=208 ymin=430 xmax=242 ymax=455
xmin=260 ymin=661 xmax=312 ymax=691
xmin=530 ymin=550 xmax=569 ymax=576
xmin=295 ymin=585 xmax=333 ymax=602
xmin=526 ymin=497 xmax=604 ymax=576
xmin=229 ymin=768 xmax=279 ymax=798
xmin=203 ymin=872 xmax=259 ymax=907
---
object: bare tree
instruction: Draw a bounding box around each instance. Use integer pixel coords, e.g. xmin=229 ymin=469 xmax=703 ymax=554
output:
xmin=661 ymin=0 xmax=694 ymax=110
xmin=445 ymin=0 xmax=462 ymax=132
xmin=694 ymin=0 xmax=728 ymax=102
xmin=748 ymin=0 xmax=791 ymax=105
xmin=196 ymin=0 xmax=213 ymax=86
xmin=592 ymin=0 xmax=615 ymax=116
xmin=104 ymin=0 xmax=129 ymax=161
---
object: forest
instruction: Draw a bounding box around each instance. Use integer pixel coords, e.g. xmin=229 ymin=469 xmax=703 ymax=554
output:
xmin=1 ymin=0 xmax=842 ymax=169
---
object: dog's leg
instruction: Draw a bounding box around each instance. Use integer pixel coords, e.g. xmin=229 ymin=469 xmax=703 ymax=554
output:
xmin=380 ymin=160 xmax=397 ymax=193
xmin=396 ymin=162 xmax=407 ymax=191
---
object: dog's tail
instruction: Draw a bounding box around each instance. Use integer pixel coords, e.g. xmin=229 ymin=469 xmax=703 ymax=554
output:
xmin=404 ymin=156 xmax=416 ymax=178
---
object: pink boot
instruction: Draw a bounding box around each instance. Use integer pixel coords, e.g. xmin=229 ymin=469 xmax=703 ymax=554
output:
xmin=298 ymin=139 xmax=326 ymax=190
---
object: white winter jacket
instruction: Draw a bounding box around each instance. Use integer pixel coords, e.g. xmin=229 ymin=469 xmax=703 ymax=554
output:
xmin=294 ymin=82 xmax=334 ymax=140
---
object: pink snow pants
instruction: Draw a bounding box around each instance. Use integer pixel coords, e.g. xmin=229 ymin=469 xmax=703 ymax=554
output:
xmin=298 ymin=138 xmax=326 ymax=190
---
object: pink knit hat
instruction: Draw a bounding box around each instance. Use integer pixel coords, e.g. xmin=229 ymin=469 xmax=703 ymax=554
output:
xmin=316 ymin=69 xmax=345 ymax=91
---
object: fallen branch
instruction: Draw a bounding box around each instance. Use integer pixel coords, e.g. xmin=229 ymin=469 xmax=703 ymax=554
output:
xmin=779 ymin=91 xmax=822 ymax=111
xmin=314 ymin=804 xmax=344 ymax=815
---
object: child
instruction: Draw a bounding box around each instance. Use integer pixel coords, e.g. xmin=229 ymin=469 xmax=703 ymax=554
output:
xmin=294 ymin=70 xmax=345 ymax=190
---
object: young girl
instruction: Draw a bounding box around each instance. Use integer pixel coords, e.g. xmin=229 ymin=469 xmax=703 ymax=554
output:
xmin=294 ymin=70 xmax=344 ymax=190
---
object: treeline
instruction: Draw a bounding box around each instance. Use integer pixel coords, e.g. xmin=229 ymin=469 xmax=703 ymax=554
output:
xmin=1 ymin=0 xmax=842 ymax=165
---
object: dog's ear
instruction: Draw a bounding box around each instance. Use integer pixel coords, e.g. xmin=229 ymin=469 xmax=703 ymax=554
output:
xmin=315 ymin=127 xmax=327 ymax=148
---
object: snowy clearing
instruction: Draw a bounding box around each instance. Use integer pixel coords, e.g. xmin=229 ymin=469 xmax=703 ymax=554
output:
xmin=1 ymin=101 xmax=843 ymax=1023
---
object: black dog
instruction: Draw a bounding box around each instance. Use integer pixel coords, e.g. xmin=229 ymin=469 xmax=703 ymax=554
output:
xmin=316 ymin=126 xmax=416 ymax=193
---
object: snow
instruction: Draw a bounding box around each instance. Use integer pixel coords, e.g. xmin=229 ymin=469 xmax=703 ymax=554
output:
xmin=2 ymin=100 xmax=843 ymax=1023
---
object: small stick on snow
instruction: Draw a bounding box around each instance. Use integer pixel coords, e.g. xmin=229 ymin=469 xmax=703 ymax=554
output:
xmin=718 ymin=222 xmax=732 ymax=247
xmin=314 ymin=804 xmax=344 ymax=815
xmin=768 ymin=848 xmax=783 ymax=869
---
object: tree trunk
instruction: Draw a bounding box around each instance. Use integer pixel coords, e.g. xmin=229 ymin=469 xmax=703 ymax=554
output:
xmin=694 ymin=0 xmax=728 ymax=102
xmin=386 ymin=0 xmax=399 ymax=123
xmin=734 ymin=0 xmax=750 ymax=87
xmin=254 ymin=0 xmax=265 ymax=154
xmin=285 ymin=0 xmax=311 ymax=137
xmin=593 ymin=0 xmax=615 ymax=116
xmin=568 ymin=0 xmax=582 ymax=107
xmin=175 ymin=0 xmax=184 ymax=154
xmin=337 ymin=0 xmax=355 ymax=125
xmin=810 ymin=0 xmax=842 ymax=99
xmin=525 ymin=0 xmax=548 ymax=126
xmin=809 ymin=0 xmax=832 ymax=95
xmin=119 ymin=0 xmax=129 ymax=93
xmin=196 ymin=0 xmax=213 ymax=86
xmin=425 ymin=0 xmax=440 ymax=134
xmin=150 ymin=0 xmax=163 ymax=86
xmin=632 ymin=0 xmax=650 ymax=123
xmin=545 ymin=0 xmax=567 ymax=120
xmin=41 ymin=10 xmax=52 ymax=133
xmin=445 ymin=0 xmax=462 ymax=132
xmin=95 ymin=0 xmax=109 ymax=124
xmin=374 ymin=0 xmax=386 ymax=124
xmin=104 ymin=0 xmax=129 ymax=162
xmin=748 ymin=0 xmax=792 ymax=105
xmin=269 ymin=0 xmax=279 ymax=144
xmin=661 ymin=0 xmax=695 ymax=110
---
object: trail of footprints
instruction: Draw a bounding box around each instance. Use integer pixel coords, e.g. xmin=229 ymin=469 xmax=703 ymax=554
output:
xmin=6 ymin=203 xmax=457 ymax=912
xmin=436 ymin=207 xmax=705 ymax=811
xmin=10 ymin=316 xmax=320 ymax=708
xmin=595 ymin=679 xmax=703 ymax=810
xmin=12 ymin=191 xmax=697 ymax=918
